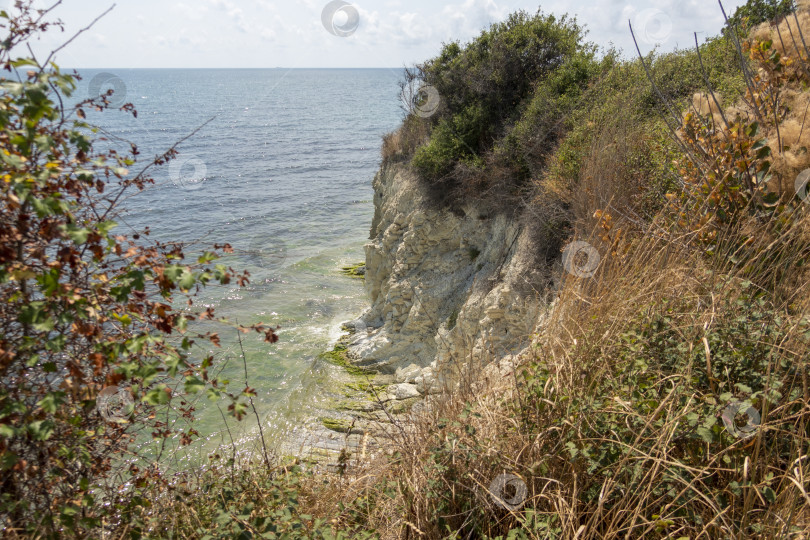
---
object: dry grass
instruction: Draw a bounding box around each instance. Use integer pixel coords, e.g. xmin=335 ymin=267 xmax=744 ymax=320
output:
xmin=382 ymin=115 xmax=431 ymax=164
xmin=382 ymin=130 xmax=403 ymax=162
xmin=536 ymin=210 xmax=810 ymax=537
xmin=324 ymin=200 xmax=810 ymax=538
xmin=705 ymin=4 xmax=810 ymax=196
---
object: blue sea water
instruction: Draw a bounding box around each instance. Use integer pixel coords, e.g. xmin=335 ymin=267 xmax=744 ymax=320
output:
xmin=78 ymin=68 xmax=403 ymax=463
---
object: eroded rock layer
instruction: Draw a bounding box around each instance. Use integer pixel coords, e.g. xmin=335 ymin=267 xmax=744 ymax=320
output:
xmin=345 ymin=163 xmax=549 ymax=393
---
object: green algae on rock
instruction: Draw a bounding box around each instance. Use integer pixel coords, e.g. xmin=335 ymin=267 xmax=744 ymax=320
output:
xmin=318 ymin=338 xmax=377 ymax=377
xmin=340 ymin=262 xmax=366 ymax=279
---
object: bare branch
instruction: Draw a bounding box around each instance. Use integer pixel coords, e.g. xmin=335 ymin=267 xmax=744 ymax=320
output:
xmin=694 ymin=32 xmax=730 ymax=130
xmin=40 ymin=4 xmax=116 ymax=71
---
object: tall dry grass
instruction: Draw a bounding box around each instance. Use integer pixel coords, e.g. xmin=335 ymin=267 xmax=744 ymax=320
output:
xmin=382 ymin=115 xmax=432 ymax=164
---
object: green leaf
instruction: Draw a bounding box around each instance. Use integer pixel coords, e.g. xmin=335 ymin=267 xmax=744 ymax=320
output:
xmin=28 ymin=420 xmax=55 ymax=441
xmin=37 ymin=392 xmax=64 ymax=414
xmin=38 ymin=267 xmax=61 ymax=296
xmin=198 ymin=251 xmax=219 ymax=264
xmin=30 ymin=197 xmax=53 ymax=217
xmin=178 ymin=268 xmax=196 ymax=291
xmin=755 ymin=145 xmax=771 ymax=159
xmin=697 ymin=426 xmax=715 ymax=443
xmin=735 ymin=383 xmax=752 ymax=394
xmin=165 ymin=354 xmax=183 ymax=377
xmin=60 ymin=504 xmax=79 ymax=517
xmin=62 ymin=224 xmax=90 ymax=245
xmin=184 ymin=376 xmax=206 ymax=394
xmin=75 ymin=168 xmax=94 ymax=181
xmin=97 ymin=220 xmax=118 ymax=235
xmin=0 ymin=149 xmax=26 ymax=169
xmin=113 ymin=312 xmax=132 ymax=326
xmin=143 ymin=388 xmax=170 ymax=406
xmin=164 ymin=265 xmax=183 ymax=282
xmin=0 ymin=451 xmax=19 ymax=471
xmin=18 ymin=302 xmax=54 ymax=332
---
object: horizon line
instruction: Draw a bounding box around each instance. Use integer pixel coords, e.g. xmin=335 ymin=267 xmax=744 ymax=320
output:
xmin=63 ymin=67 xmax=405 ymax=70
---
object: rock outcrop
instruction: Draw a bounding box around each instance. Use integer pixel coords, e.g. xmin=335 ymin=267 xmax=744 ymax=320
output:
xmin=344 ymin=163 xmax=550 ymax=393
xmin=293 ymin=163 xmax=554 ymax=463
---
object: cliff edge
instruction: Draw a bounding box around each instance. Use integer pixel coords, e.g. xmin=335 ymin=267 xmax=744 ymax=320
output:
xmin=343 ymin=163 xmax=550 ymax=394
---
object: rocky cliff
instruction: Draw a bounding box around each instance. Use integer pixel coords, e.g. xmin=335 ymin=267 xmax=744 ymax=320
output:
xmin=343 ymin=163 xmax=551 ymax=397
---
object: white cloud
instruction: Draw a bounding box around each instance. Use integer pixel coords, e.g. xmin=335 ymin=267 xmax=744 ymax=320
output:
xmin=89 ymin=33 xmax=108 ymax=47
xmin=173 ymin=3 xmax=209 ymax=22
xmin=24 ymin=0 xmax=752 ymax=68
xmin=440 ymin=0 xmax=508 ymax=37
xmin=348 ymin=0 xmax=510 ymax=54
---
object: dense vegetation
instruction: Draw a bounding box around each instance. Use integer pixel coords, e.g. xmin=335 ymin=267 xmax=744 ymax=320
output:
xmin=2 ymin=0 xmax=810 ymax=538
xmin=404 ymin=11 xmax=595 ymax=197
xmin=386 ymin=7 xmax=748 ymax=265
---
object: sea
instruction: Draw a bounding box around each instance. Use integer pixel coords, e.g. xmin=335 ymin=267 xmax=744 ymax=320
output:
xmin=78 ymin=68 xmax=403 ymax=467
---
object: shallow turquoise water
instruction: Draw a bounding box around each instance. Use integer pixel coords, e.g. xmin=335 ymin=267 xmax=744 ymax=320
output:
xmin=79 ymin=68 xmax=403 ymax=464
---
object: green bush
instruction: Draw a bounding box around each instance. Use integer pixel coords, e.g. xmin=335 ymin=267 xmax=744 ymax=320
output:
xmin=514 ymin=279 xmax=809 ymax=537
xmin=411 ymin=103 xmax=487 ymax=181
xmin=725 ymin=0 xmax=796 ymax=33
xmin=492 ymin=51 xmax=611 ymax=181
xmin=121 ymin=462 xmax=377 ymax=539
xmin=0 ymin=4 xmax=276 ymax=536
xmin=401 ymin=10 xmax=744 ymax=221
xmin=409 ymin=10 xmax=593 ymax=190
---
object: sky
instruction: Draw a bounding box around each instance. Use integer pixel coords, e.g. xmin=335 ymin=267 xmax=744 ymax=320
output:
xmin=16 ymin=0 xmax=751 ymax=68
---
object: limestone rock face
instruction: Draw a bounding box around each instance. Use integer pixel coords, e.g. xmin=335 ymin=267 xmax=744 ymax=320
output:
xmin=346 ymin=164 xmax=549 ymax=391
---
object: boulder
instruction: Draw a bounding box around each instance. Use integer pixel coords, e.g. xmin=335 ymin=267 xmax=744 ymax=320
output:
xmin=395 ymin=363 xmax=422 ymax=384
xmin=387 ymin=383 xmax=420 ymax=400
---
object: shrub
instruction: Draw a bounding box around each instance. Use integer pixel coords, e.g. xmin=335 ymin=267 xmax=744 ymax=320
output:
xmin=411 ymin=103 xmax=487 ymax=182
xmin=492 ymin=50 xmax=610 ymax=183
xmin=0 ymin=4 xmax=275 ymax=536
xmin=532 ymin=34 xmax=745 ymax=243
xmin=725 ymin=0 xmax=797 ymax=33
xmin=405 ymin=9 xmax=594 ymax=203
xmin=398 ymin=17 xmax=744 ymax=224
xmin=119 ymin=459 xmax=377 ymax=539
